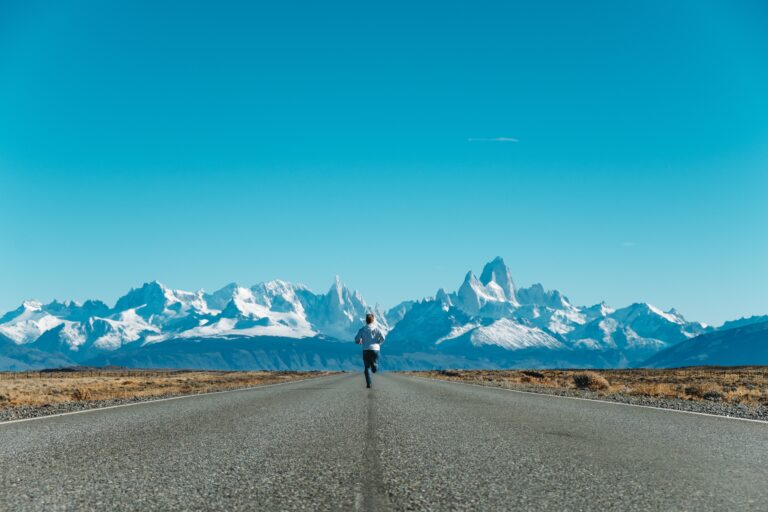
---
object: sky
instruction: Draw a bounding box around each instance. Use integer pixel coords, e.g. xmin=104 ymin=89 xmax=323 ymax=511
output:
xmin=1 ymin=1 xmax=767 ymax=325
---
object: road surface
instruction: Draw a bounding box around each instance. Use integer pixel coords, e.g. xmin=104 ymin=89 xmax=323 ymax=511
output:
xmin=1 ymin=373 xmax=767 ymax=511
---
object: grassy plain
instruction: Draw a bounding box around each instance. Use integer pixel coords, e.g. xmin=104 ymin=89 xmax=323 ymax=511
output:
xmin=0 ymin=369 xmax=334 ymax=408
xmin=409 ymin=367 xmax=768 ymax=405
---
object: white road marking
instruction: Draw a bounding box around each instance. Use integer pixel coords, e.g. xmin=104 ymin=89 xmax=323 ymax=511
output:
xmin=410 ymin=375 xmax=768 ymax=425
xmin=354 ymin=490 xmax=364 ymax=511
xmin=0 ymin=375 xmax=335 ymax=426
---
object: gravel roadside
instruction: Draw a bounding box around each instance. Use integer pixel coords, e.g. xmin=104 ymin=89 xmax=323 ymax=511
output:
xmin=0 ymin=377 xmax=319 ymax=423
xmin=420 ymin=377 xmax=768 ymax=421
xmin=6 ymin=373 xmax=765 ymax=424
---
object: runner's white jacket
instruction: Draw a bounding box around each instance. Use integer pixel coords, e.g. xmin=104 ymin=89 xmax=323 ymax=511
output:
xmin=354 ymin=323 xmax=386 ymax=351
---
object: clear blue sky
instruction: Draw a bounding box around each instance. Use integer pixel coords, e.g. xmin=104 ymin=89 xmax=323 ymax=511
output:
xmin=1 ymin=1 xmax=766 ymax=325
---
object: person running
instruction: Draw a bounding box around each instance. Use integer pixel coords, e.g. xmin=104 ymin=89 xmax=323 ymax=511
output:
xmin=354 ymin=313 xmax=386 ymax=388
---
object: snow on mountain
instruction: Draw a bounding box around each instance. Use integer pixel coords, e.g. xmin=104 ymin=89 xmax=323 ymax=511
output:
xmin=0 ymin=299 xmax=110 ymax=345
xmin=384 ymin=257 xmax=714 ymax=368
xmin=385 ymin=300 xmax=417 ymax=327
xmin=455 ymin=272 xmax=516 ymax=318
xmin=435 ymin=322 xmax=479 ymax=344
xmin=456 ymin=272 xmax=489 ymax=315
xmin=0 ymin=256 xmax=756 ymax=370
xmin=435 ymin=288 xmax=452 ymax=309
xmin=609 ymin=303 xmax=707 ymax=341
xmin=388 ymin=260 xmax=568 ymax=357
xmin=569 ymin=317 xmax=667 ymax=353
xmin=581 ymin=302 xmax=615 ymax=322
xmin=478 ymin=256 xmax=519 ymax=305
xmin=33 ymin=307 xmax=162 ymax=354
xmin=87 ymin=310 xmax=162 ymax=350
xmin=1 ymin=275 xmax=382 ymax=362
xmin=509 ymin=284 xmax=587 ymax=336
xmin=114 ymin=281 xmax=210 ymax=321
xmin=174 ymin=282 xmax=316 ymax=340
xmin=432 ymin=259 xmax=582 ymax=347
xmin=515 ymin=305 xmax=586 ymax=335
xmin=557 ymin=302 xmax=708 ymax=359
xmin=470 ymin=319 xmax=563 ymax=350
xmin=304 ymin=276 xmax=372 ymax=340
xmin=0 ymin=301 xmax=65 ymax=344
xmin=385 ymin=298 xmax=472 ymax=353
xmin=203 ymin=283 xmax=240 ymax=312
xmin=426 ymin=317 xmax=561 ymax=351
xmin=198 ymin=276 xmax=382 ymax=342
xmin=517 ymin=284 xmax=571 ymax=310
xmin=611 ymin=302 xmax=686 ymax=327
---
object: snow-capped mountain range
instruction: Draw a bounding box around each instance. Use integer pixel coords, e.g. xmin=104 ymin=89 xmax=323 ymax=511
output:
xmin=0 ymin=257 xmax=748 ymax=371
xmin=2 ymin=277 xmax=384 ymax=353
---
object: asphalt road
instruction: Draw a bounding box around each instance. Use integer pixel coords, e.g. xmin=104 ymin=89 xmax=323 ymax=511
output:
xmin=1 ymin=373 xmax=767 ymax=511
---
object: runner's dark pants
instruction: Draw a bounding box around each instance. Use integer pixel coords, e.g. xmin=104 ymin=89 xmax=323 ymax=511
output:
xmin=363 ymin=349 xmax=379 ymax=387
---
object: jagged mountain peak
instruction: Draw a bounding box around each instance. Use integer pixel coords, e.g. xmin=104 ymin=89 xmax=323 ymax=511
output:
xmin=327 ymin=275 xmax=345 ymax=302
xmin=114 ymin=281 xmax=170 ymax=310
xmin=457 ymin=272 xmax=484 ymax=314
xmin=456 ymin=260 xmax=521 ymax=315
xmin=517 ymin=283 xmax=571 ymax=310
xmin=0 ymin=259 xmax=746 ymax=370
xmin=582 ymin=301 xmax=615 ymax=320
xmin=22 ymin=300 xmax=43 ymax=311
xmin=324 ymin=276 xmax=366 ymax=308
xmin=614 ymin=302 xmax=685 ymax=324
xmin=435 ymin=288 xmax=452 ymax=307
xmin=479 ymin=256 xmax=518 ymax=303
xmin=203 ymin=283 xmax=240 ymax=311
xmin=220 ymin=297 xmax=247 ymax=319
xmin=82 ymin=299 xmax=110 ymax=310
xmin=113 ymin=281 xmax=211 ymax=323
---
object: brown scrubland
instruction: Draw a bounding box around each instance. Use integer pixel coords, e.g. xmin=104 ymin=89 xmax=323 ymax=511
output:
xmin=0 ymin=369 xmax=334 ymax=408
xmin=409 ymin=367 xmax=768 ymax=405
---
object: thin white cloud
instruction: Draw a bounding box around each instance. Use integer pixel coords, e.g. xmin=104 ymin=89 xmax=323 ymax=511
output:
xmin=467 ymin=137 xmax=519 ymax=143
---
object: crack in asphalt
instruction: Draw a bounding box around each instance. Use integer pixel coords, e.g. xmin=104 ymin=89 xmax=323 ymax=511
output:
xmin=357 ymin=389 xmax=390 ymax=512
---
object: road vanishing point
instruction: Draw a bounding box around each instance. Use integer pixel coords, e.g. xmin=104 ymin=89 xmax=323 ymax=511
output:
xmin=1 ymin=373 xmax=767 ymax=511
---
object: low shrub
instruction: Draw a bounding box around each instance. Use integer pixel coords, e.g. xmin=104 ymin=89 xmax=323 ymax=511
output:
xmin=703 ymin=390 xmax=724 ymax=401
xmin=684 ymin=383 xmax=724 ymax=400
xmin=70 ymin=388 xmax=92 ymax=401
xmin=573 ymin=372 xmax=610 ymax=390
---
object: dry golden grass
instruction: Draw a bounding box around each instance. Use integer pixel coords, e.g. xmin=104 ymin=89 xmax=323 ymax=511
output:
xmin=408 ymin=367 xmax=768 ymax=405
xmin=0 ymin=369 xmax=334 ymax=408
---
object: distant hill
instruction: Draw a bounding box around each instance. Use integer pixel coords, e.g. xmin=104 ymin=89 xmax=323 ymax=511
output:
xmin=718 ymin=315 xmax=768 ymax=331
xmin=0 ymin=333 xmax=76 ymax=371
xmin=642 ymin=321 xmax=768 ymax=368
